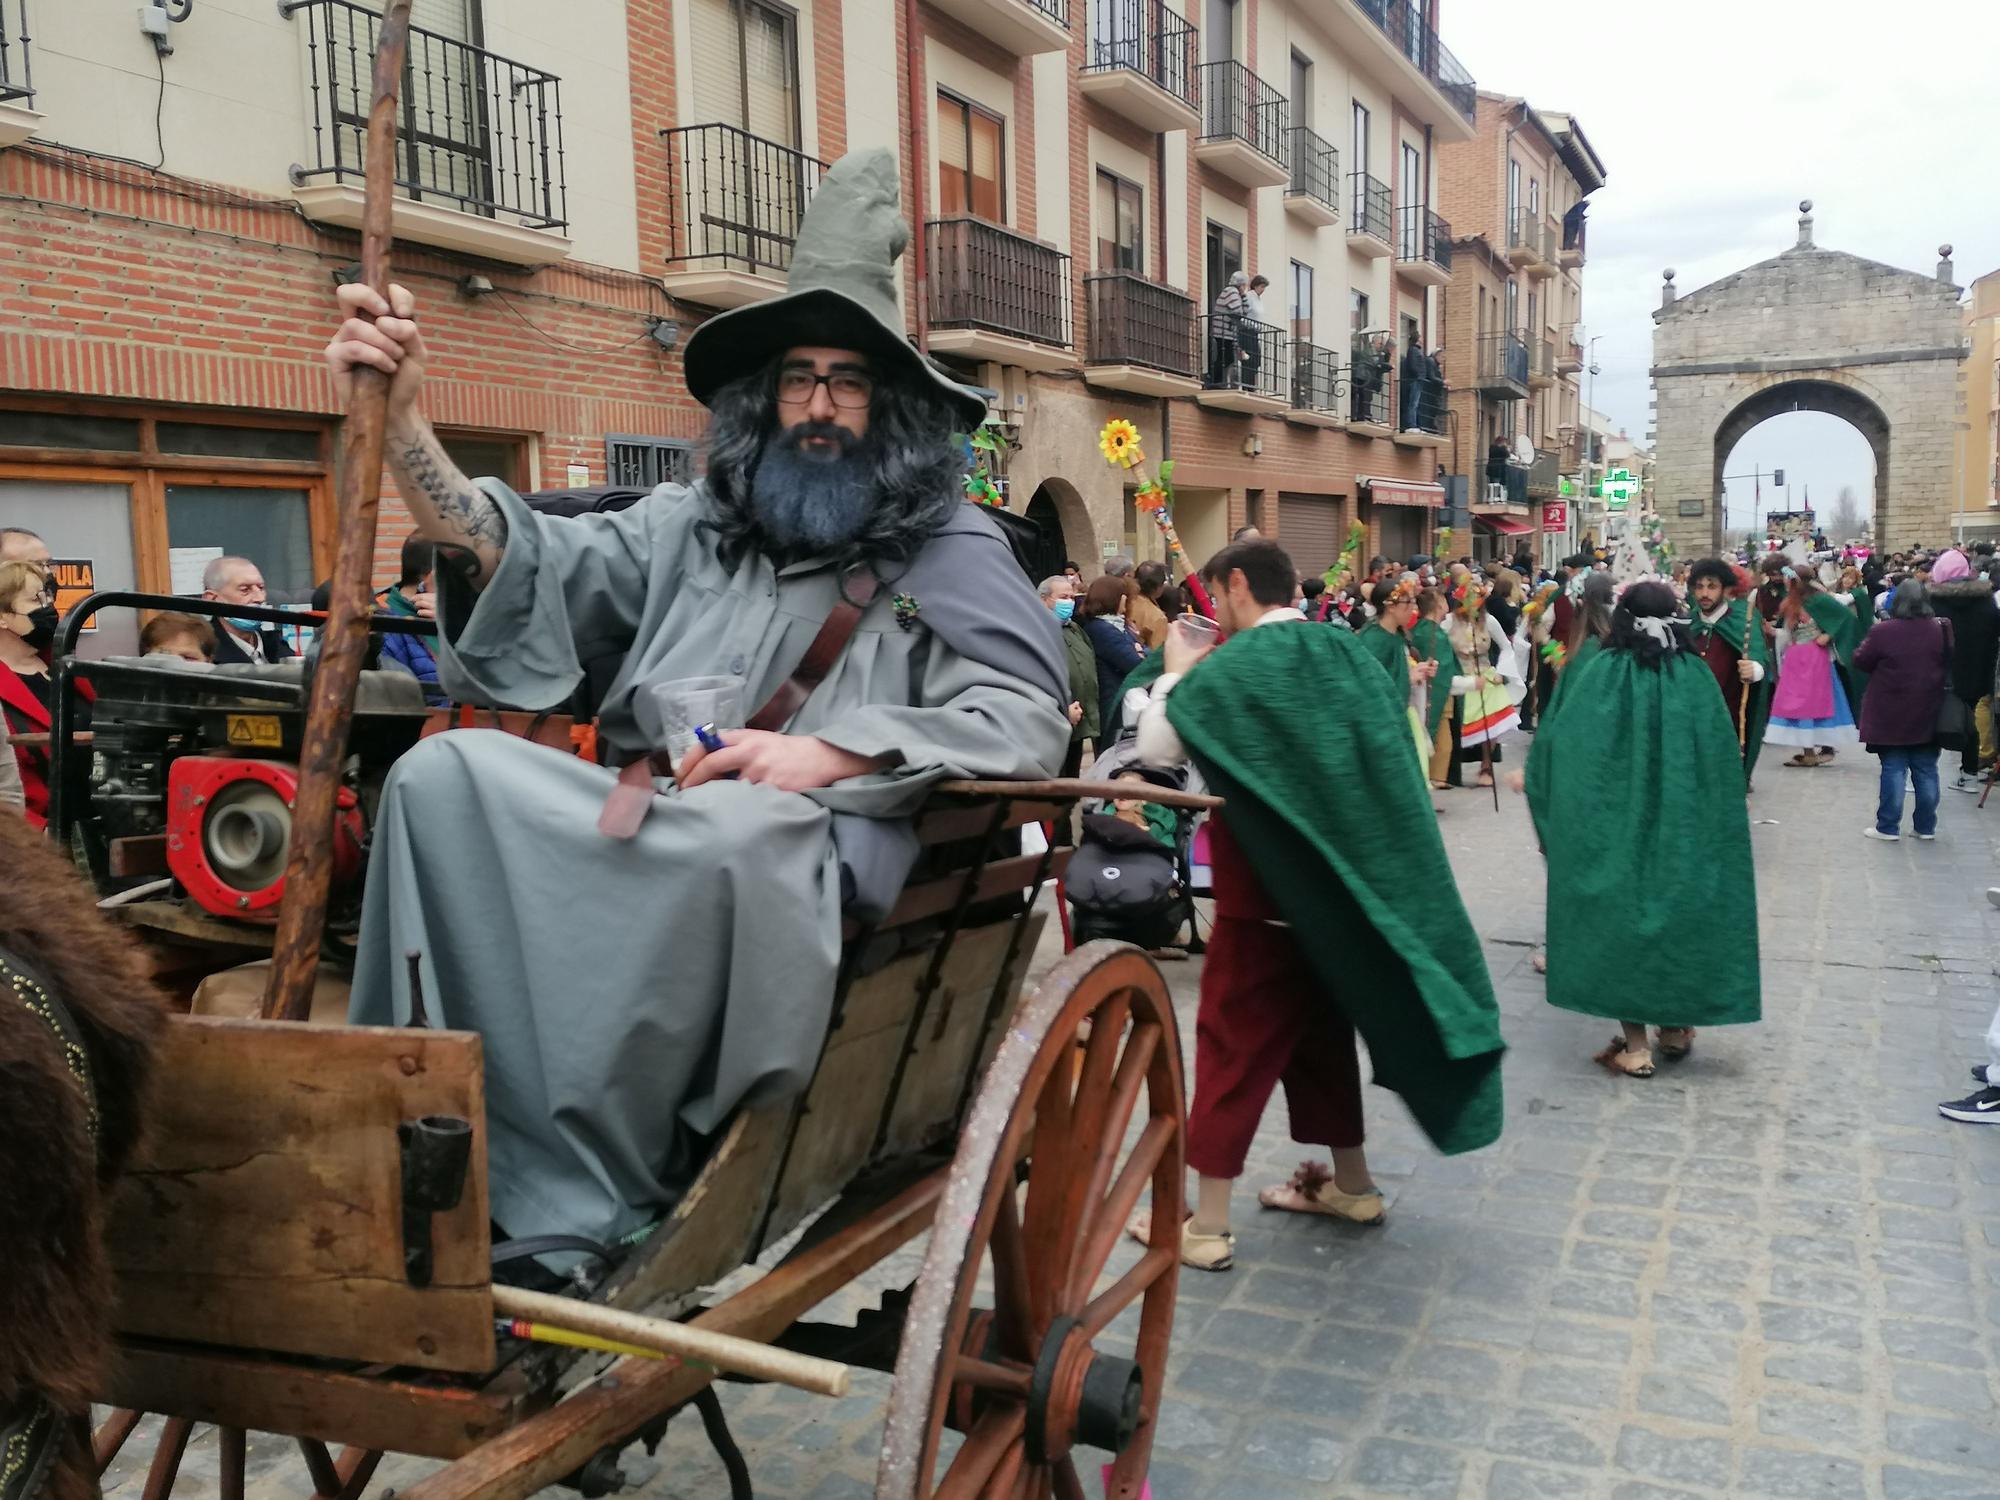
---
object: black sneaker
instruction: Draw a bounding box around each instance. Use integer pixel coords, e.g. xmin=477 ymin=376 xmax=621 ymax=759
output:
xmin=1973 ymin=1064 xmax=1995 ymax=1085
xmin=1938 ymin=1086 xmax=2000 ymax=1123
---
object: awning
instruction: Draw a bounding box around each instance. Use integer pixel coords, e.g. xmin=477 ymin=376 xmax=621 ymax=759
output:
xmin=1476 ymin=514 xmax=1534 ymax=536
xmin=1360 ymin=478 xmax=1447 ymax=508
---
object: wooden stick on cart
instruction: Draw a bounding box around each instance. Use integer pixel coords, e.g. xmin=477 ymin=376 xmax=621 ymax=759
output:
xmin=491 ymin=1286 xmax=851 ymax=1398
xmin=262 ymin=0 xmax=415 ymax=1022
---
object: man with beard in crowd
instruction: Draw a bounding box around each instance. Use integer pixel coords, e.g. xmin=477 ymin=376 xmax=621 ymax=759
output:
xmin=322 ymin=150 xmax=1070 ymax=1255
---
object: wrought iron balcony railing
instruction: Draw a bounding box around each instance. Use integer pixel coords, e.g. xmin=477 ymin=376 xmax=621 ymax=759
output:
xmin=1476 ymin=331 xmax=1529 ymax=394
xmin=1398 ymin=372 xmax=1447 ymax=435
xmin=1533 ymin=337 xmax=1556 ymax=383
xmin=1085 ymin=271 xmax=1197 ymax=377
xmin=1507 ymin=207 xmax=1542 ymax=259
xmin=928 ymin=217 xmax=1073 ymax=349
xmin=1286 ymin=128 xmax=1339 ymax=213
xmin=1350 ymin=172 xmax=1391 ymax=242
xmin=1349 ymin=0 xmax=1476 ymax=124
xmin=1395 ymin=205 xmax=1451 ymax=273
xmin=1197 ymin=59 xmax=1286 ymax=165
xmin=1201 ymin=314 xmax=1284 ymax=398
xmin=286 ymin=0 xmax=567 ymax=228
xmin=662 ymin=123 xmax=827 ymax=275
xmin=1347 ymin=359 xmax=1392 ymax=426
xmin=1291 ymin=341 xmax=1341 ymax=414
xmin=0 ymin=0 xmax=32 ymax=103
xmin=1083 ymin=0 xmax=1198 ymax=112
xmin=1022 ymin=0 xmax=1070 ymax=26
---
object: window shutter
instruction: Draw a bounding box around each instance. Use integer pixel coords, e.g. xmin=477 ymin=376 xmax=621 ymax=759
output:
xmin=969 ymin=111 xmax=1003 ymax=220
xmin=741 ymin=2 xmax=798 ymax=147
xmin=690 ymin=0 xmax=745 ymax=128
xmin=936 ymin=96 xmax=968 ymax=216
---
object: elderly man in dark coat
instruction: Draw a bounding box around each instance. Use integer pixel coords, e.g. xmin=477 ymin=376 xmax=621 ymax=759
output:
xmin=322 ymin=151 xmax=1070 ymax=1251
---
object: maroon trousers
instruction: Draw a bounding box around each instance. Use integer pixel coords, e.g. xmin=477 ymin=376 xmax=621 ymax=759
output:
xmin=1185 ymin=819 xmax=1365 ymax=1179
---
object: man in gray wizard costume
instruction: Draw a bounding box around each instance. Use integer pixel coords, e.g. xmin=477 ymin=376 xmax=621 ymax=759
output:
xmin=323 ymin=149 xmax=1070 ymax=1252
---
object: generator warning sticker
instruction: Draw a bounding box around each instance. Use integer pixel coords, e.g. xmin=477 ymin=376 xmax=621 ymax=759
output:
xmin=225 ymin=715 xmax=284 ymax=749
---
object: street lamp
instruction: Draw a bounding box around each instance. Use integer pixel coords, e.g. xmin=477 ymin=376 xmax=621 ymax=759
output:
xmin=1579 ymin=335 xmax=1602 ymax=549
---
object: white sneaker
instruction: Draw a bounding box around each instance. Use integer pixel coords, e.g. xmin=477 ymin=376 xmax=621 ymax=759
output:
xmin=1986 ymin=888 xmax=2000 ymax=909
xmin=1956 ymin=776 xmax=1984 ymax=794
xmin=1915 ymin=832 xmax=1937 ymax=841
xmin=1863 ymin=827 xmax=1900 ymax=842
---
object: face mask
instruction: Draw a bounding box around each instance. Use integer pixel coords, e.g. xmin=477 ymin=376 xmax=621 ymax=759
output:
xmin=1052 ymin=600 xmax=1076 ymax=623
xmin=225 ymin=616 xmax=267 ymax=635
xmin=23 ymin=605 xmax=58 ymax=649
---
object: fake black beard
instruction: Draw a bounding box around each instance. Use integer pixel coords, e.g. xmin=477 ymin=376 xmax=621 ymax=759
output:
xmin=748 ymin=425 xmax=878 ymax=556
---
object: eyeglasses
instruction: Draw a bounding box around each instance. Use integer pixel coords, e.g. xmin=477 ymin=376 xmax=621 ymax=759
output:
xmin=777 ymin=368 xmax=874 ymax=409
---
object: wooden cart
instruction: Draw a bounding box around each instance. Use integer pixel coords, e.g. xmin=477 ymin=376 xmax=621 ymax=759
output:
xmin=92 ymin=776 xmax=1213 ymax=1500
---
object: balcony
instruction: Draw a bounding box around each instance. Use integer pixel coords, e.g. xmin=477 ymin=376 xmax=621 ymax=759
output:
xmin=1084 ymin=271 xmax=1199 ymax=396
xmin=1347 ymin=357 xmax=1393 ymax=434
xmin=1394 ymin=205 xmax=1452 ymax=286
xmin=1475 ymin=331 xmax=1528 ymax=399
xmin=1346 ymin=172 xmax=1392 ymax=257
xmin=1193 ymin=61 xmax=1289 ymax=189
xmin=1080 ymin=0 xmax=1200 ymax=133
xmin=1560 ymin=217 xmax=1586 ymax=269
xmin=1477 ymin=463 xmax=1529 ymax=510
xmin=1286 ymin=341 xmax=1344 ymax=428
xmin=928 ymin=0 xmax=1072 ymax=56
xmin=1556 ymin=331 xmax=1584 ymax=374
xmin=284 ymin=0 xmax=569 ymax=265
xmin=1317 ymin=0 xmax=1475 ymax=139
xmin=927 ymin=217 xmax=1075 ymax=371
xmin=1528 ymin=337 xmax=1556 ymax=389
xmin=1504 ymin=208 xmax=1547 ymax=272
xmin=1284 ymin=128 xmax=1340 ymax=227
xmin=1197 ymin=314 xmax=1286 ymax=414
xmin=0 ymin=0 xmax=39 ymax=147
xmin=1527 ymin=449 xmax=1561 ymax=499
xmin=1394 ymin=373 xmax=1448 ymax=449
xmin=660 ymin=124 xmax=826 ymax=309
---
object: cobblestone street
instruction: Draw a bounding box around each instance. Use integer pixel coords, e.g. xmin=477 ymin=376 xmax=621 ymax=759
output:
xmin=105 ymin=747 xmax=2000 ymax=1499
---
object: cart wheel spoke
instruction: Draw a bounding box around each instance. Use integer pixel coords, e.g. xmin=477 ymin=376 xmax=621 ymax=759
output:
xmin=1080 ymin=1244 xmax=1176 ymax=1339
xmin=989 ymin=1183 xmax=1036 ymax=1363
xmin=139 ymin=1417 xmax=195 ymax=1500
xmin=298 ymin=1438 xmax=343 ymax=1498
xmin=93 ymin=1409 xmax=144 ymax=1475
xmin=953 ymin=1356 xmax=1031 ymax=1398
xmin=1019 ymin=1057 xmax=1076 ymax=1336
xmin=935 ymin=1407 xmax=1027 ymax=1500
xmin=980 ymin=1439 xmax=1027 ymax=1499
xmin=1052 ymin=1456 xmax=1088 ymax=1500
xmin=219 ymin=1428 xmax=247 ymax=1500
xmin=1071 ymin=1115 xmax=1176 ymax=1306
xmin=1062 ymin=1021 xmax=1163 ymax=1309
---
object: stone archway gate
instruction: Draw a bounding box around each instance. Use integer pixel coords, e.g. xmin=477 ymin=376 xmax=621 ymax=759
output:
xmin=1650 ymin=204 xmax=1966 ymax=555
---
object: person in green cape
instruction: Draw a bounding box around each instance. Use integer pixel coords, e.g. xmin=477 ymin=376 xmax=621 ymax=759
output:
xmin=1684 ymin=558 xmax=1773 ymax=783
xmin=1355 ymin=577 xmax=1441 ymax=769
xmin=1521 ymin=580 xmax=1761 ymax=1077
xmin=1411 ymin=588 xmax=1456 ymax=789
xmin=1124 ymin=539 xmax=1504 ymax=1270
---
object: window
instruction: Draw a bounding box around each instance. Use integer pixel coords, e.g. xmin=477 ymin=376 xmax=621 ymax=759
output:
xmin=1350 ymin=289 xmax=1369 ymax=336
xmin=1204 ymin=221 xmax=1242 ymax=305
xmin=1505 ymin=279 xmax=1519 ymax=333
xmin=936 ymin=91 xmax=1005 ymax=221
xmin=1095 ymin=169 xmax=1143 ymax=272
xmin=1527 ymin=290 xmax=1539 ymax=339
xmin=1399 ymin=141 xmax=1423 ymax=256
xmin=606 ymin=436 xmax=696 ymax=490
xmin=689 ymin=0 xmax=801 ymax=147
xmin=1290 ymin=50 xmax=1312 ymax=130
xmin=1506 ymin=156 xmax=1521 ymax=225
xmin=1204 ymin=0 xmax=1236 ymax=63
xmin=1528 ymin=178 xmax=1541 ymax=218
xmin=1351 ymin=101 xmax=1370 ymax=176
xmin=1290 ymin=261 xmax=1313 ymax=339
xmin=438 ymin=432 xmax=528 ymax=492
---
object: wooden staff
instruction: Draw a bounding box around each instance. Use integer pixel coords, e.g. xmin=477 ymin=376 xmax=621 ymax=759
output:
xmin=262 ymin=0 xmax=416 ymax=1022
xmin=1736 ymin=588 xmax=1757 ymax=754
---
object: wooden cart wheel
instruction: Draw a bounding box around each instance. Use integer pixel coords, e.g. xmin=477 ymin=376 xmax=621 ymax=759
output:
xmin=877 ymin=941 xmax=1185 ymax=1499
xmin=92 ymin=1411 xmax=382 ymax=1500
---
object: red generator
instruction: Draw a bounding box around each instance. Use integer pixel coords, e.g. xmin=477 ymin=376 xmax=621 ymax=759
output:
xmin=165 ymin=758 xmax=365 ymax=920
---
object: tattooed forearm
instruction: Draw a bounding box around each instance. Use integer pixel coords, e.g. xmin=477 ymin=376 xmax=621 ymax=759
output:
xmin=385 ymin=417 xmax=508 ymax=587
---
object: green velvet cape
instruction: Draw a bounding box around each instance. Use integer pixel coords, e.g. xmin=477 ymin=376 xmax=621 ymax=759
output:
xmin=1355 ymin=621 xmax=1411 ymax=698
xmin=1409 ymin=618 xmax=1454 ymax=737
xmin=1806 ymin=589 xmax=1869 ymax=724
xmin=1685 ymin=597 xmax=1774 ymax=777
xmin=1165 ymin=623 xmax=1505 ymax=1155
xmin=1524 ymin=644 xmax=1761 ymax=1029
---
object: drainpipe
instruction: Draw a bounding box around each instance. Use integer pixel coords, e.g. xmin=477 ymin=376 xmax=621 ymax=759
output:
xmin=904 ymin=0 xmax=928 ymax=349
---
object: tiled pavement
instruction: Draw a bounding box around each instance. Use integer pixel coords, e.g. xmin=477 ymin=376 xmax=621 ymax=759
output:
xmin=104 ymin=748 xmax=2000 ymax=1498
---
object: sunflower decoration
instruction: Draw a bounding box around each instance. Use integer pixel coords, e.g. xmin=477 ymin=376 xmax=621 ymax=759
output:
xmin=1522 ymin=578 xmax=1563 ymax=621
xmin=1452 ymin=576 xmax=1489 ymax=620
xmin=1098 ymin=418 xmax=1144 ymax=470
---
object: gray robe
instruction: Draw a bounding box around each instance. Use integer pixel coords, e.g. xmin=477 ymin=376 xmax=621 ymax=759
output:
xmin=350 ymin=478 xmax=1069 ymax=1246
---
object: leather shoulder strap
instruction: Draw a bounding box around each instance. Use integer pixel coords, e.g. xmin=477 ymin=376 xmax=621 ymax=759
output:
xmin=747 ymin=573 xmax=881 ymax=732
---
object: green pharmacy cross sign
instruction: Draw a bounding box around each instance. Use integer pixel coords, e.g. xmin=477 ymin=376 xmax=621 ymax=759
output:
xmin=1596 ymin=467 xmax=1639 ymax=508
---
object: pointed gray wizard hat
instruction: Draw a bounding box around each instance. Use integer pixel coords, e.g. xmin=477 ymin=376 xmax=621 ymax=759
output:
xmin=680 ymin=148 xmax=990 ymax=428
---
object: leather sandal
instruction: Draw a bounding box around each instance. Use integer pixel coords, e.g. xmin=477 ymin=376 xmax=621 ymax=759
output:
xmin=1594 ymin=1037 xmax=1655 ymax=1078
xmin=1256 ymin=1161 xmax=1386 ymax=1225
xmin=1656 ymin=1027 xmax=1695 ymax=1060
xmin=1125 ymin=1209 xmax=1235 ymax=1271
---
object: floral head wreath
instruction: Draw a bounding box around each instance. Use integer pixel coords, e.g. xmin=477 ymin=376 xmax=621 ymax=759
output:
xmin=1451 ymin=578 xmax=1487 ymax=619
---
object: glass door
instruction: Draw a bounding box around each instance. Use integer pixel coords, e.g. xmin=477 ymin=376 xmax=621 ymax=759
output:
xmin=0 ymin=472 xmax=142 ymax=658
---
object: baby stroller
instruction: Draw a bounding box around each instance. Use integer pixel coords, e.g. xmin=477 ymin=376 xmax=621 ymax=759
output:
xmin=1064 ymin=747 xmax=1207 ymax=952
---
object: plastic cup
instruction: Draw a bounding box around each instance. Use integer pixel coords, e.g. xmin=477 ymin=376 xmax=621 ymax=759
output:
xmin=1168 ymin=613 xmax=1221 ymax=658
xmin=639 ymin=676 xmax=743 ymax=769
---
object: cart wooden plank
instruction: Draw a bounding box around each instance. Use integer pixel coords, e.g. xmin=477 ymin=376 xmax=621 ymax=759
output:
xmin=105 ymin=1014 xmax=496 ymax=1373
xmin=103 ymin=1342 xmax=528 ymax=1460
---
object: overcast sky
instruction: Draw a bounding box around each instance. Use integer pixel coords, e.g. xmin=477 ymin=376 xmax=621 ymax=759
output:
xmin=1443 ymin=0 xmax=2000 ymax=536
